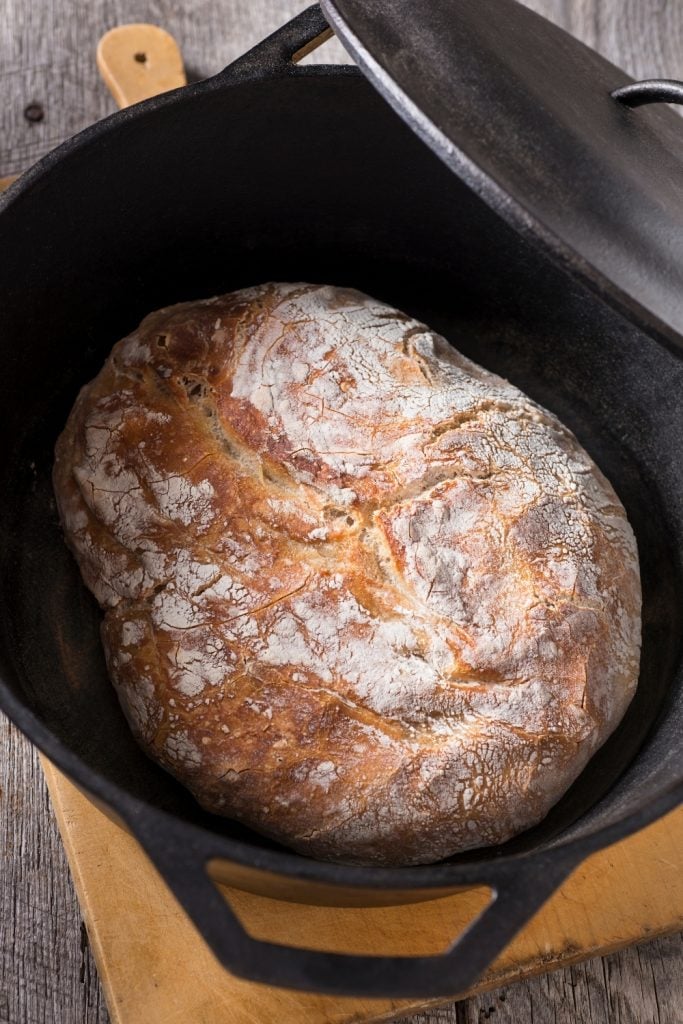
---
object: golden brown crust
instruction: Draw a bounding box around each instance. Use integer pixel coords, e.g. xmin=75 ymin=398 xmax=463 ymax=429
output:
xmin=52 ymin=282 xmax=641 ymax=865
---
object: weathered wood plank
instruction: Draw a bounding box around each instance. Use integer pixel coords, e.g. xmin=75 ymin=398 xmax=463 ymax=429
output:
xmin=1 ymin=1 xmax=682 ymax=1022
xmin=0 ymin=716 xmax=109 ymax=1024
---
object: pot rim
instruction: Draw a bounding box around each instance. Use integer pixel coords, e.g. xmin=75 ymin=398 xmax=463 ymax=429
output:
xmin=1 ymin=49 xmax=681 ymax=896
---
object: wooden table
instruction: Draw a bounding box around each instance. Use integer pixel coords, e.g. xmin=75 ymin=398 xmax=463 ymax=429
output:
xmin=1 ymin=2 xmax=682 ymax=1022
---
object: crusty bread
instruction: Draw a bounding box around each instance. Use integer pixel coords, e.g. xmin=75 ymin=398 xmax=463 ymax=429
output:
xmin=53 ymin=282 xmax=641 ymax=866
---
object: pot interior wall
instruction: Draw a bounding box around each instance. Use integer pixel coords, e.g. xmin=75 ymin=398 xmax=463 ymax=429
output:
xmin=0 ymin=71 xmax=681 ymax=866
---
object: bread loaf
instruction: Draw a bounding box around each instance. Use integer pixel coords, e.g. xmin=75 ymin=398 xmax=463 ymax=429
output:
xmin=53 ymin=282 xmax=641 ymax=866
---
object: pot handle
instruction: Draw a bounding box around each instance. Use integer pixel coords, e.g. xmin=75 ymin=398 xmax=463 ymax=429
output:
xmin=217 ymin=4 xmax=347 ymax=81
xmin=612 ymin=79 xmax=683 ymax=108
xmin=130 ymin=814 xmax=578 ymax=998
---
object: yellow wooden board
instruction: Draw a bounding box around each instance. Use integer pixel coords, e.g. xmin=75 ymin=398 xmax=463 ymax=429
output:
xmin=40 ymin=757 xmax=683 ymax=1024
xmin=96 ymin=24 xmax=186 ymax=108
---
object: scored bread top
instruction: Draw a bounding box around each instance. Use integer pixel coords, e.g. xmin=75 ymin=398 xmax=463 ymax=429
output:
xmin=53 ymin=282 xmax=641 ymax=865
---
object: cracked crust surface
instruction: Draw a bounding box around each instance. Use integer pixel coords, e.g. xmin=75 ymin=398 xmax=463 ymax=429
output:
xmin=52 ymin=282 xmax=642 ymax=866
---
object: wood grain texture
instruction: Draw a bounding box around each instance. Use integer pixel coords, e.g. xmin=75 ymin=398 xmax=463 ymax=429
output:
xmin=1 ymin=1 xmax=682 ymax=1022
xmin=0 ymin=717 xmax=108 ymax=1024
xmin=37 ymin=760 xmax=683 ymax=1024
xmin=96 ymin=24 xmax=186 ymax=108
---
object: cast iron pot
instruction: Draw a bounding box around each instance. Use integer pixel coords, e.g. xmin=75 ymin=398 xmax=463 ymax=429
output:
xmin=0 ymin=2 xmax=682 ymax=1000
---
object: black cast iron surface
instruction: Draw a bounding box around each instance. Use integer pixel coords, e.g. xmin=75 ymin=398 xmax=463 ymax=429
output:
xmin=612 ymin=78 xmax=683 ymax=109
xmin=0 ymin=3 xmax=681 ymax=999
xmin=321 ymin=0 xmax=683 ymax=352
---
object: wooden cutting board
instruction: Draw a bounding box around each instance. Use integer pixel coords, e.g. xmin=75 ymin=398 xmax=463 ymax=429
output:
xmin=40 ymin=756 xmax=683 ymax=1024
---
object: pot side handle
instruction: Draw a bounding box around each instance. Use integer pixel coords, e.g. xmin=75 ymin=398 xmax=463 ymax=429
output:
xmin=216 ymin=4 xmax=355 ymax=82
xmin=130 ymin=814 xmax=578 ymax=999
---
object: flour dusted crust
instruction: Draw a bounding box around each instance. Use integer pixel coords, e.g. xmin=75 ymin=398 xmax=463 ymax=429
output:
xmin=53 ymin=282 xmax=642 ymax=866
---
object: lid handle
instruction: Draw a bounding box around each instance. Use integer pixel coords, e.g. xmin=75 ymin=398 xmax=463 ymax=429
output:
xmin=612 ymin=79 xmax=683 ymax=108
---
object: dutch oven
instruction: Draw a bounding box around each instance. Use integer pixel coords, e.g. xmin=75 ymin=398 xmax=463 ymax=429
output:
xmin=0 ymin=0 xmax=682 ymax=1000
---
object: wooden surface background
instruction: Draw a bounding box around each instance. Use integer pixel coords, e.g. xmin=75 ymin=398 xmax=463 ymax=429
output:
xmin=1 ymin=1 xmax=682 ymax=1021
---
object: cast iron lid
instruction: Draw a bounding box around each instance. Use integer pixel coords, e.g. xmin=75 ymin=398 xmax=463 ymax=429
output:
xmin=320 ymin=0 xmax=683 ymax=350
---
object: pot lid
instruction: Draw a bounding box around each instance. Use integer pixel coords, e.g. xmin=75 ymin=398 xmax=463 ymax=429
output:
xmin=320 ymin=0 xmax=683 ymax=349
